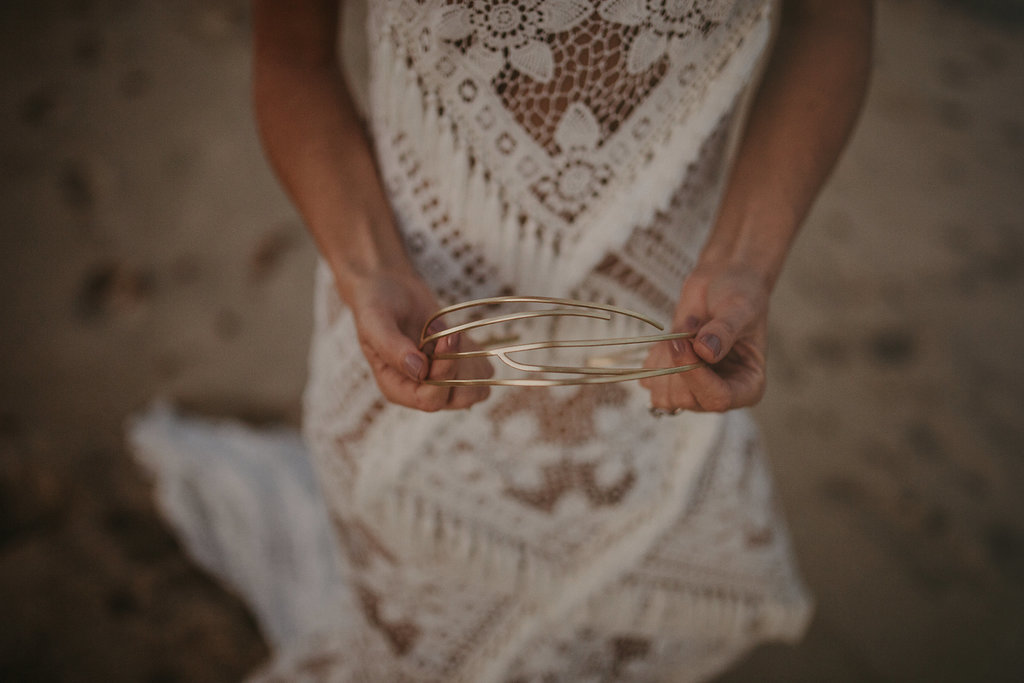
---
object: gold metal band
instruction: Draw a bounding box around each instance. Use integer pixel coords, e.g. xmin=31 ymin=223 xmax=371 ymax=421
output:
xmin=419 ymin=296 xmax=705 ymax=387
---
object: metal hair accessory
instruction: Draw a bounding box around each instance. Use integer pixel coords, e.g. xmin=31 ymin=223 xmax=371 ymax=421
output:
xmin=418 ymin=296 xmax=705 ymax=387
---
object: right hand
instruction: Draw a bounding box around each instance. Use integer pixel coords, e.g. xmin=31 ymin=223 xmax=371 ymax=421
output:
xmin=640 ymin=261 xmax=770 ymax=413
xmin=345 ymin=271 xmax=493 ymax=411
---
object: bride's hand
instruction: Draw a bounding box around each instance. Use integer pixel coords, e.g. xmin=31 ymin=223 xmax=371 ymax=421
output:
xmin=640 ymin=262 xmax=770 ymax=413
xmin=346 ymin=272 xmax=493 ymax=411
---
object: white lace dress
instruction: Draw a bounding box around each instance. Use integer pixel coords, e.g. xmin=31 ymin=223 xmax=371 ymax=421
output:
xmin=131 ymin=1 xmax=812 ymax=681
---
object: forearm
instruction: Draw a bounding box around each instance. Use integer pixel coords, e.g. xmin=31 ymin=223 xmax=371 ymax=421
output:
xmin=251 ymin=1 xmax=415 ymax=304
xmin=700 ymin=0 xmax=873 ymax=289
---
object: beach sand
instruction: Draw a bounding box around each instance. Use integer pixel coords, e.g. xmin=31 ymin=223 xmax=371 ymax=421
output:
xmin=1 ymin=1 xmax=1022 ymax=680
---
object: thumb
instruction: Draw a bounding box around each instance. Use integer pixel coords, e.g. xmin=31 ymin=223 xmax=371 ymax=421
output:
xmin=358 ymin=308 xmax=429 ymax=381
xmin=693 ymin=299 xmax=757 ymax=364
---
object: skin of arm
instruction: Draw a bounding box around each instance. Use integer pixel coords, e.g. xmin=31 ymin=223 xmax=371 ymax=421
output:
xmin=250 ymin=0 xmax=491 ymax=411
xmin=642 ymin=0 xmax=874 ymax=412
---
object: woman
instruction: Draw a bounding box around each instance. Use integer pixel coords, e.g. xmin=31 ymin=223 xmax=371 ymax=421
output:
xmin=249 ymin=1 xmax=872 ymax=679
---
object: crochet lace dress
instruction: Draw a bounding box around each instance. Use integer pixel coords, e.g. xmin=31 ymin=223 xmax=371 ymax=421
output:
xmin=131 ymin=1 xmax=812 ymax=681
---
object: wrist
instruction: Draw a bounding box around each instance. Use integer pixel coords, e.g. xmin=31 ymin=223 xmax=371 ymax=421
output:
xmin=318 ymin=216 xmax=419 ymax=305
xmin=698 ymin=200 xmax=799 ymax=292
xmin=696 ymin=249 xmax=779 ymax=294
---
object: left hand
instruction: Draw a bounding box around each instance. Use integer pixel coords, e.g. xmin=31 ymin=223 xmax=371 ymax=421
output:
xmin=346 ymin=269 xmax=493 ymax=412
xmin=640 ymin=261 xmax=770 ymax=413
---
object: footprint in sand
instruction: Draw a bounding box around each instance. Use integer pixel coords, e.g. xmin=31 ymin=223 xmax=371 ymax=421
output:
xmin=19 ymin=88 xmax=57 ymax=127
xmin=248 ymin=224 xmax=300 ymax=283
xmin=75 ymin=262 xmax=155 ymax=321
xmin=865 ymin=327 xmax=916 ymax=366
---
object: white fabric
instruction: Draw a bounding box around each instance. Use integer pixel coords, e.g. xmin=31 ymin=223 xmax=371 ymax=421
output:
xmin=128 ymin=402 xmax=353 ymax=647
xmin=370 ymin=0 xmax=773 ymax=299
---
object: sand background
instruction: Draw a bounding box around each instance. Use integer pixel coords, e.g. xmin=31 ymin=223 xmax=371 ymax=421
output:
xmin=1 ymin=0 xmax=1022 ymax=680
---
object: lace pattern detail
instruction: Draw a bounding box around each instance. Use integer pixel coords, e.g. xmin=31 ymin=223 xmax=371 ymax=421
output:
xmin=371 ymin=0 xmax=774 ymax=296
xmin=285 ymin=2 xmax=810 ymax=680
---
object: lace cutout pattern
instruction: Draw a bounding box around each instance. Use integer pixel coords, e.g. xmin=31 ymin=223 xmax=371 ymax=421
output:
xmin=492 ymin=14 xmax=667 ymax=156
xmin=371 ymin=0 xmax=774 ymax=296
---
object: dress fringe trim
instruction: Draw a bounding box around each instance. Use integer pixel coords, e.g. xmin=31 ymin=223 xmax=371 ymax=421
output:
xmin=369 ymin=3 xmax=774 ymax=297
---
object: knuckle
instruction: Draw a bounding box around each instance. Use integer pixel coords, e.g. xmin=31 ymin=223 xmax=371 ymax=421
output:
xmin=357 ymin=335 xmax=376 ymax=357
xmin=726 ymin=299 xmax=757 ymax=329
xmin=712 ymin=319 xmax=737 ymax=341
xmin=419 ymin=399 xmax=442 ymax=413
xmin=433 ymin=360 xmax=456 ymax=379
xmin=356 ymin=325 xmax=381 ymax=350
xmin=672 ymin=393 xmax=695 ymax=412
xmin=446 ymin=391 xmax=471 ymax=411
xmin=378 ymin=384 xmax=407 ymax=406
xmin=416 ymin=392 xmax=446 ymax=412
xmin=703 ymin=393 xmax=731 ymax=413
xmin=380 ymin=388 xmax=411 ymax=410
xmin=652 ymin=390 xmax=677 ymax=411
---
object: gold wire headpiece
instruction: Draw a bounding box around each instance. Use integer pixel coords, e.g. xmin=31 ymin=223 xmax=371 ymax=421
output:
xmin=418 ymin=296 xmax=704 ymax=387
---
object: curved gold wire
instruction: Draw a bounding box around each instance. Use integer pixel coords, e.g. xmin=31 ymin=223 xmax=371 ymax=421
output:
xmin=431 ymin=331 xmax=692 ymax=360
xmin=418 ymin=308 xmax=611 ymax=349
xmin=419 ymin=295 xmax=665 ymax=343
xmin=421 ymin=363 xmax=705 ymax=387
xmin=419 ymin=295 xmax=704 ymax=387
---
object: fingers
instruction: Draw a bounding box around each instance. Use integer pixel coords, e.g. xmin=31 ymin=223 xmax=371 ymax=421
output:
xmin=445 ymin=337 xmax=493 ymax=409
xmin=713 ymin=340 xmax=767 ymax=408
xmin=357 ymin=306 xmax=429 ymax=382
xmin=361 ymin=310 xmax=493 ymax=411
xmin=672 ymin=277 xmax=709 ymax=341
xmin=357 ymin=308 xmax=441 ymax=410
xmin=437 ymin=334 xmax=493 ymax=410
xmin=446 ymin=376 xmax=491 ymax=409
xmin=649 ymin=334 xmax=732 ymax=410
xmin=413 ymin=332 xmax=493 ymax=411
xmin=681 ymin=365 xmax=734 ymax=412
xmin=641 ymin=337 xmax=693 ymax=410
xmin=692 ymin=296 xmax=757 ymax=365
xmin=641 ymin=313 xmax=764 ymax=413
xmin=426 ymin=331 xmax=460 ymax=382
xmin=356 ymin=306 xmax=450 ymax=411
xmin=410 ymin=332 xmax=457 ymax=412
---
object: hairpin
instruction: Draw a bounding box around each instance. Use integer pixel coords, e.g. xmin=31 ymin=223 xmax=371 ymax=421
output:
xmin=418 ymin=296 xmax=704 ymax=386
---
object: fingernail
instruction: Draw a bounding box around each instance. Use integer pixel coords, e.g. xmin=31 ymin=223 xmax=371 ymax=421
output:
xmin=671 ymin=337 xmax=688 ymax=358
xmin=404 ymin=353 xmax=425 ymax=380
xmin=700 ymin=334 xmax=721 ymax=359
xmin=444 ymin=332 xmax=461 ymax=351
xmin=682 ymin=316 xmax=701 ymax=333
